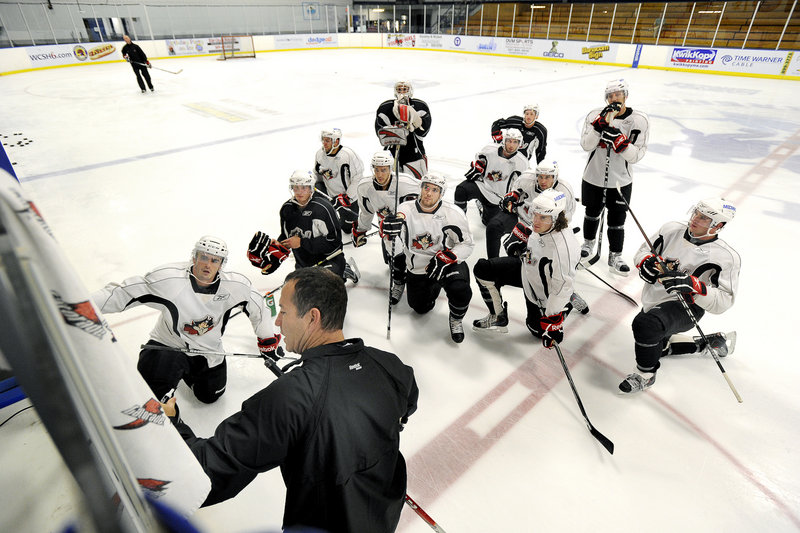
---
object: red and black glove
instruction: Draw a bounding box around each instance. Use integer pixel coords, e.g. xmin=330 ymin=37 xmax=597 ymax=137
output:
xmin=540 ymin=312 xmax=564 ymax=348
xmin=464 ymin=156 xmax=487 ymax=182
xmin=258 ymin=333 xmax=284 ymax=362
xmin=380 ymin=214 xmax=404 ymax=239
xmin=248 ymin=231 xmax=290 ymax=274
xmin=601 ymin=127 xmax=630 ymax=153
xmin=659 ymin=271 xmax=707 ymax=300
xmin=503 ymin=222 xmax=532 ymax=257
xmin=147 ymin=61 xmax=152 ymax=68
xmin=426 ymin=249 xmax=458 ymax=281
xmin=491 ymin=128 xmax=503 ymax=143
xmin=637 ymin=253 xmax=663 ymax=284
xmin=334 ymin=194 xmax=357 ymax=225
xmin=591 ymin=102 xmax=622 ymax=132
xmin=352 ymin=225 xmax=368 ymax=247
xmin=501 ymin=190 xmax=521 ymax=213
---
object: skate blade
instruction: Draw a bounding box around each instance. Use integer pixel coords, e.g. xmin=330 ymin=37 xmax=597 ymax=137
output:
xmin=471 ymin=324 xmax=509 ymax=334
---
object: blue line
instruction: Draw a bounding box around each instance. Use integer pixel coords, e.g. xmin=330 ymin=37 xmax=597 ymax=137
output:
xmin=20 ymin=67 xmax=628 ymax=183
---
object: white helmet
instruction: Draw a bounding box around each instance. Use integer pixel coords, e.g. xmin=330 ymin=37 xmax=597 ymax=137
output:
xmin=394 ymin=80 xmax=414 ymax=100
xmin=320 ymin=127 xmax=342 ymax=154
xmin=534 ymin=161 xmax=559 ymax=192
xmin=523 ymin=103 xmax=540 ymax=117
xmin=289 ymin=169 xmax=315 ymax=189
xmin=692 ymin=197 xmax=736 ymax=227
xmin=605 ymin=78 xmax=629 ymax=100
xmin=503 ymin=128 xmax=523 ymax=143
xmin=421 ymin=172 xmax=447 ymax=195
xmin=532 ymin=188 xmax=567 ymax=218
xmin=371 ymin=151 xmax=394 ymax=168
xmin=193 ymin=235 xmax=228 ymax=266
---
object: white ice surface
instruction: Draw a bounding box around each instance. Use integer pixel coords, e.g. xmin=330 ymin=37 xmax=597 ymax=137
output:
xmin=1 ymin=49 xmax=799 ymax=532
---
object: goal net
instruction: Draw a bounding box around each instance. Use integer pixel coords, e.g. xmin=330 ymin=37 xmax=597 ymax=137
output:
xmin=220 ymin=35 xmax=256 ymax=60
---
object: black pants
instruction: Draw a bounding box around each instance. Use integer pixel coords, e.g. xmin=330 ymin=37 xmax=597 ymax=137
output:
xmin=131 ymin=63 xmax=153 ymax=91
xmin=406 ymin=262 xmax=471 ymax=319
xmin=473 ymin=257 xmax=574 ymax=337
xmin=137 ymin=341 xmax=226 ymax=403
xmin=581 ymin=181 xmax=632 ymax=254
xmin=486 ymin=211 xmax=518 ymax=258
xmin=381 ymin=239 xmax=407 ymax=283
xmin=631 ymin=300 xmax=704 ymax=371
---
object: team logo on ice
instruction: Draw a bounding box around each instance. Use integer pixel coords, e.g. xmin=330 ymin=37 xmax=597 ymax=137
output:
xmin=52 ymin=291 xmax=115 ymax=341
xmin=114 ymin=398 xmax=167 ymax=430
xmin=411 ymin=232 xmax=436 ymax=250
xmin=183 ymin=316 xmax=215 ymax=335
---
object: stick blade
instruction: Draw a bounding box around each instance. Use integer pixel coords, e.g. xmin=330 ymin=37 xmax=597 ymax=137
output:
xmin=590 ymin=426 xmax=615 ymax=455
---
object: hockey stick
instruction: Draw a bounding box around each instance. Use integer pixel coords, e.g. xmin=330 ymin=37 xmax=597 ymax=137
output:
xmin=587 ymin=106 xmax=619 ymax=266
xmin=552 ymin=340 xmax=615 ymax=455
xmin=614 ymin=184 xmax=743 ymax=403
xmin=139 ymin=345 xmax=284 ymax=378
xmin=404 ymin=494 xmax=447 ymax=533
xmin=132 ymin=61 xmax=182 ymax=75
xmin=576 ymin=262 xmax=638 ymax=306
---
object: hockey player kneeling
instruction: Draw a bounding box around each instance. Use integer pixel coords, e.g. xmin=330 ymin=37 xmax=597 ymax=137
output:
xmin=619 ymin=198 xmax=740 ymax=394
xmin=473 ymin=189 xmax=585 ymax=347
xmin=383 ymin=173 xmax=474 ymax=343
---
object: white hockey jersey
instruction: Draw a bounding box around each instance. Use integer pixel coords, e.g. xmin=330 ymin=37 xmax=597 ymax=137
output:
xmin=633 ymin=221 xmax=741 ymax=314
xmin=521 ymin=228 xmax=581 ymax=316
xmin=514 ymin=174 xmax=577 ymax=225
xmin=314 ymin=145 xmax=364 ymax=198
xmin=475 ymin=144 xmax=528 ymax=204
xmin=397 ymin=199 xmax=474 ymax=275
xmin=580 ymin=107 xmax=649 ymax=188
xmin=92 ymin=262 xmax=275 ymax=367
xmin=354 ymin=172 xmax=420 ymax=234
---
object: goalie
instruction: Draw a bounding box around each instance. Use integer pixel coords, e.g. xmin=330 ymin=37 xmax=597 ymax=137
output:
xmin=374 ymin=80 xmax=431 ymax=179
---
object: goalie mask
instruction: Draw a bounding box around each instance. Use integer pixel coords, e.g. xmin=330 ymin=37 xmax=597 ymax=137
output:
xmin=192 ymin=235 xmax=228 ymax=266
xmin=534 ymin=161 xmax=559 ymax=193
xmin=320 ymin=127 xmax=342 ymax=155
xmin=605 ymin=79 xmax=629 ymax=101
xmin=688 ymin=198 xmax=736 ymax=237
xmin=394 ymin=80 xmax=414 ymax=101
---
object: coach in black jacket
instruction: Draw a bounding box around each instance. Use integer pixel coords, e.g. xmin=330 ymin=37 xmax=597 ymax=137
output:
xmin=121 ymin=34 xmax=153 ymax=93
xmin=165 ymin=267 xmax=418 ymax=533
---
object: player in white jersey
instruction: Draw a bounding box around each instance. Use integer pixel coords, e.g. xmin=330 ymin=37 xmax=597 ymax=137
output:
xmin=579 ymin=79 xmax=650 ymax=274
xmin=454 ymin=128 xmax=528 ymax=258
xmin=313 ymin=127 xmax=365 ymax=234
xmin=381 ymin=173 xmax=474 ymax=343
xmin=507 ymin=161 xmax=576 ymax=226
xmin=619 ymin=198 xmax=741 ymax=394
xmin=374 ymin=80 xmax=432 ymax=179
xmin=352 ymin=152 xmax=420 ymax=304
xmin=92 ymin=236 xmax=281 ymax=404
xmin=472 ymin=189 xmax=584 ymax=347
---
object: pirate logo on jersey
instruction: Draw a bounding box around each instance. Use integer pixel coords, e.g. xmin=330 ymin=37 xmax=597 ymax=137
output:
xmin=320 ymin=168 xmax=333 ymax=180
xmin=411 ymin=232 xmax=437 ymax=250
xmin=378 ymin=206 xmax=393 ymax=218
xmin=485 ymin=170 xmax=505 ymax=182
xmin=114 ymin=398 xmax=167 ymax=430
xmin=183 ymin=316 xmax=215 ymax=336
xmin=52 ymin=291 xmax=115 ymax=341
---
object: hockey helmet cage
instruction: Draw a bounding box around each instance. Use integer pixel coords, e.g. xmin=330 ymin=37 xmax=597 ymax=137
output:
xmin=421 ymin=172 xmax=447 ymax=195
xmin=193 ymin=235 xmax=228 ymax=266
xmin=523 ymin=103 xmax=540 ymax=117
xmin=693 ymin=198 xmax=736 ymax=227
xmin=394 ymin=80 xmax=414 ymax=100
xmin=289 ymin=169 xmax=315 ymax=189
xmin=532 ymin=188 xmax=567 ymax=218
xmin=605 ymin=79 xmax=629 ymax=100
xmin=371 ymin=151 xmax=394 ymax=169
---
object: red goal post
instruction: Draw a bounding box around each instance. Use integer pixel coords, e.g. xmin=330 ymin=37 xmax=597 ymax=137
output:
xmin=219 ymin=35 xmax=255 ymax=60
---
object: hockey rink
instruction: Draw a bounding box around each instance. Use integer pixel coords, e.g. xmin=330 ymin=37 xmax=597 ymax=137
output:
xmin=1 ymin=47 xmax=799 ymax=532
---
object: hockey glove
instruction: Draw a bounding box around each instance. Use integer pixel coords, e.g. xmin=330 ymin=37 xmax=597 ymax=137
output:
xmin=491 ymin=128 xmax=503 ymax=143
xmin=426 ymin=249 xmax=458 ymax=281
xmin=246 ymin=232 xmax=290 ymax=275
xmin=393 ymin=102 xmax=423 ymax=131
xmin=540 ymin=312 xmax=564 ymax=348
xmin=380 ymin=215 xmax=405 ymax=239
xmin=352 ymin=226 xmax=368 ymax=248
xmin=591 ymin=102 xmax=622 ymax=133
xmin=660 ymin=271 xmax=707 ymax=298
xmin=601 ymin=127 xmax=630 ymax=153
xmin=258 ymin=334 xmax=284 ymax=362
xmin=465 ymin=156 xmax=487 ymax=182
xmin=503 ymin=222 xmax=532 ymax=257
xmin=637 ymin=254 xmax=663 ymax=284
xmin=147 ymin=61 xmax=152 ymax=68
xmin=501 ymin=190 xmax=522 ymax=213
xmin=334 ymin=195 xmax=357 ymax=225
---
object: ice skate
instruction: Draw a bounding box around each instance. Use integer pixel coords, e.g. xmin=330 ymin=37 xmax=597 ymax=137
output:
xmin=390 ymin=280 xmax=405 ymax=305
xmin=608 ymin=252 xmax=630 ymax=275
xmin=695 ymin=331 xmax=736 ymax=357
xmin=449 ymin=314 xmax=465 ymax=343
xmin=472 ymin=302 xmax=509 ymax=333
xmin=580 ymin=239 xmax=595 ymax=259
xmin=343 ymin=258 xmax=360 ymax=284
xmin=618 ymin=371 xmax=656 ymax=394
xmin=570 ymin=293 xmax=590 ymax=315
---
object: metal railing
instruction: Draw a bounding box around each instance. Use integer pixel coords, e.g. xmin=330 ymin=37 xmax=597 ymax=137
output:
xmin=1 ymin=1 xmax=797 ymax=50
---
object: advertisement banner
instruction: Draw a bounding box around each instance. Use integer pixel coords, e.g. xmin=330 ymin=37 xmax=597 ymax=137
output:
xmin=274 ymin=33 xmax=338 ymax=49
xmin=666 ymin=47 xmax=789 ymax=75
xmin=27 ymin=42 xmax=119 ymax=67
